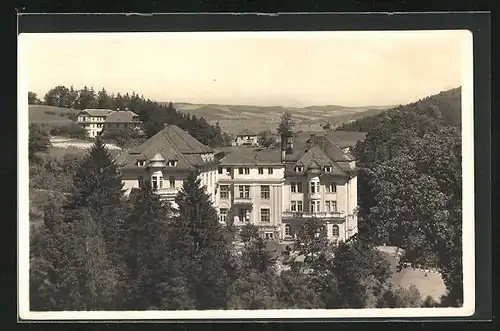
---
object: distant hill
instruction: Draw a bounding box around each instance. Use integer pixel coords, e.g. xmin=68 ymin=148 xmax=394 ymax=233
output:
xmin=157 ymin=102 xmax=394 ymax=135
xmin=28 ymin=105 xmax=79 ymax=127
xmin=336 ymin=87 xmax=461 ymax=132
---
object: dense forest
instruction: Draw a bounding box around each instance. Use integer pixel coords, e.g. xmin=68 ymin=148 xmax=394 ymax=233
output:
xmin=29 ymin=86 xmax=232 ymax=147
xmin=337 ymin=87 xmax=461 ymax=132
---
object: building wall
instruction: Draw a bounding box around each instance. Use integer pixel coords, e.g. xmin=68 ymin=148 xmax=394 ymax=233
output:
xmin=234 ymin=135 xmax=259 ymax=146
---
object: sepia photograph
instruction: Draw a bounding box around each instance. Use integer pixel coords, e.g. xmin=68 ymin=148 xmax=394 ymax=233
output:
xmin=18 ymin=29 xmax=474 ymax=320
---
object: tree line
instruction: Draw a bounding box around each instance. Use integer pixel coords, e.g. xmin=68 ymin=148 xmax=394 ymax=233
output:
xmin=29 ymin=86 xmax=232 ymax=147
xmin=29 ymin=137 xmax=439 ymax=311
xmin=336 ymin=87 xmax=461 ymax=132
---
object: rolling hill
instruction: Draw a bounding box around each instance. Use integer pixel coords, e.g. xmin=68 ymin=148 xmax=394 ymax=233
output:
xmin=160 ymin=102 xmax=393 ymax=135
xmin=28 ymin=105 xmax=80 ymax=127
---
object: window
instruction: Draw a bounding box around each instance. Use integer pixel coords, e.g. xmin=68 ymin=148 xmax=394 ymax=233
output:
xmin=261 ymin=185 xmax=270 ymax=199
xmin=310 ymin=181 xmax=320 ymax=194
xmin=219 ymin=208 xmax=228 ymax=224
xmin=239 ymin=208 xmax=250 ymax=222
xmin=325 ymin=201 xmax=338 ymax=212
xmin=258 ymin=167 xmax=264 ymax=174
xmin=326 ymin=182 xmax=337 ymax=193
xmin=226 ymin=167 xmax=232 ymax=174
xmin=291 ymin=181 xmax=303 ymax=193
xmin=218 ymin=167 xmax=223 ymax=174
xmin=152 ymin=176 xmax=158 ymax=190
xmin=244 ymin=167 xmax=250 ymax=175
xmin=168 ymin=160 xmax=178 ymax=167
xmin=324 ymin=166 xmax=332 ymax=172
xmin=264 ymin=232 xmax=274 ymax=239
xmin=260 ymin=208 xmax=270 ymax=222
xmin=238 ymin=167 xmax=244 ymax=174
xmin=268 ymin=167 xmax=274 ymax=174
xmin=332 ymin=225 xmax=340 ymax=237
xmin=238 ymin=185 xmax=250 ymax=198
xmin=158 ymin=176 xmax=163 ymax=189
xmin=294 ymin=166 xmax=303 ymax=172
xmin=285 ymin=224 xmax=291 ymax=236
xmin=169 ymin=176 xmax=175 ymax=188
xmin=220 ymin=185 xmax=229 ymax=199
xmin=309 ymin=200 xmax=320 ymax=213
xmin=138 ymin=176 xmax=144 ymax=188
xmin=291 ymin=200 xmax=303 ymax=212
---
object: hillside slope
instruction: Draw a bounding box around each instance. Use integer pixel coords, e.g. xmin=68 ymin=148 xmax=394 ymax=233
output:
xmin=337 ymin=87 xmax=461 ymax=132
xmin=29 ymin=105 xmax=79 ymax=126
xmin=162 ymin=102 xmax=393 ymax=134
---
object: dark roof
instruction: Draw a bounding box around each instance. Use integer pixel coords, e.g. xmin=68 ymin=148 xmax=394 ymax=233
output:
xmin=79 ymin=109 xmax=115 ymax=117
xmin=294 ymin=130 xmax=366 ymax=149
xmin=105 ymin=111 xmax=141 ymax=123
xmin=282 ymin=134 xmax=356 ymax=177
xmin=116 ymin=124 xmax=215 ymax=170
xmin=220 ymin=147 xmax=282 ymax=166
xmin=236 ymin=128 xmax=258 ymax=137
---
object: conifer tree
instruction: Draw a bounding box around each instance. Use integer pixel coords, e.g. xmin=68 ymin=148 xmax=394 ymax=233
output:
xmin=121 ymin=181 xmax=174 ymax=309
xmin=64 ymin=136 xmax=125 ymax=248
xmin=170 ymin=171 xmax=236 ymax=309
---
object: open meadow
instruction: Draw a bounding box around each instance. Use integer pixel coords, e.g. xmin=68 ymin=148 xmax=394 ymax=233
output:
xmin=169 ymin=102 xmax=392 ymax=134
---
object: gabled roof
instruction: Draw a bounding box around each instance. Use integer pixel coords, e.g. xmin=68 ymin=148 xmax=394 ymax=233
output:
xmin=117 ymin=124 xmax=215 ymax=171
xmin=79 ymin=109 xmax=115 ymax=117
xmin=294 ymin=130 xmax=366 ymax=149
xmin=105 ymin=110 xmax=141 ymax=123
xmin=284 ymin=134 xmax=355 ymax=177
xmin=236 ymin=128 xmax=258 ymax=137
xmin=220 ymin=148 xmax=282 ymax=166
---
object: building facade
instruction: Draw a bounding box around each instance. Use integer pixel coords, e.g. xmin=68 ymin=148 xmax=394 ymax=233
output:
xmin=117 ymin=125 xmax=363 ymax=244
xmin=116 ymin=124 xmax=218 ymax=210
xmin=77 ymin=109 xmax=143 ymax=138
xmin=232 ymin=129 xmax=259 ymax=147
xmin=77 ymin=109 xmax=115 ymax=138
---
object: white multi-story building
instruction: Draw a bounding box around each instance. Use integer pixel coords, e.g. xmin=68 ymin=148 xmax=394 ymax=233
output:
xmin=117 ymin=124 xmax=365 ymax=244
xmin=77 ymin=109 xmax=143 ymax=138
xmin=116 ymin=124 xmax=218 ymax=210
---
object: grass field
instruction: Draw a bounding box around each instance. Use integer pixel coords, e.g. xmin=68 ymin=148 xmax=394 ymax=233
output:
xmin=29 ymin=105 xmax=79 ymax=126
xmin=167 ymin=102 xmax=392 ymax=134
xmin=378 ymin=247 xmax=446 ymax=302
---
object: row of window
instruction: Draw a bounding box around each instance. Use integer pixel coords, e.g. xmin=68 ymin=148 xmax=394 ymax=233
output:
xmin=291 ymin=181 xmax=337 ymax=193
xmin=136 ymin=160 xmax=178 ymax=167
xmin=218 ymin=167 xmax=274 ymax=175
xmin=219 ymin=208 xmax=270 ymax=223
xmin=79 ymin=116 xmax=106 ymax=122
xmin=293 ymin=165 xmax=333 ymax=173
xmin=218 ymin=209 xmax=341 ymax=238
xmin=283 ymin=224 xmax=339 ymax=237
xmin=138 ymin=175 xmax=176 ymax=189
xmin=290 ymin=200 xmax=338 ymax=212
xmin=219 ymin=185 xmax=270 ymax=199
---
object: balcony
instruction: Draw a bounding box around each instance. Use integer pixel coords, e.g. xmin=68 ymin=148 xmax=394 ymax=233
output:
xmin=282 ymin=210 xmax=345 ymax=221
xmin=233 ymin=195 xmax=254 ymax=205
xmin=154 ymin=187 xmax=178 ymax=199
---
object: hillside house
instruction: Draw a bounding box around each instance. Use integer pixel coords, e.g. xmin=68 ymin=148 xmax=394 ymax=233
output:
xmin=102 ymin=110 xmax=143 ymax=135
xmin=76 ymin=109 xmax=144 ymax=138
xmin=232 ymin=129 xmax=259 ymax=147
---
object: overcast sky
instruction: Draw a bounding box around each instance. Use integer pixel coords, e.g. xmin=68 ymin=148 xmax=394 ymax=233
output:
xmin=20 ymin=30 xmax=470 ymax=107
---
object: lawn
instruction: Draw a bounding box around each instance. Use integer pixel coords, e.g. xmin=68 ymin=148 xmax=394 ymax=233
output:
xmin=378 ymin=247 xmax=446 ymax=302
xmin=29 ymin=105 xmax=78 ymax=126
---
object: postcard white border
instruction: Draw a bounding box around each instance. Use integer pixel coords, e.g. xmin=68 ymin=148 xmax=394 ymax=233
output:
xmin=18 ymin=30 xmax=475 ymax=320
